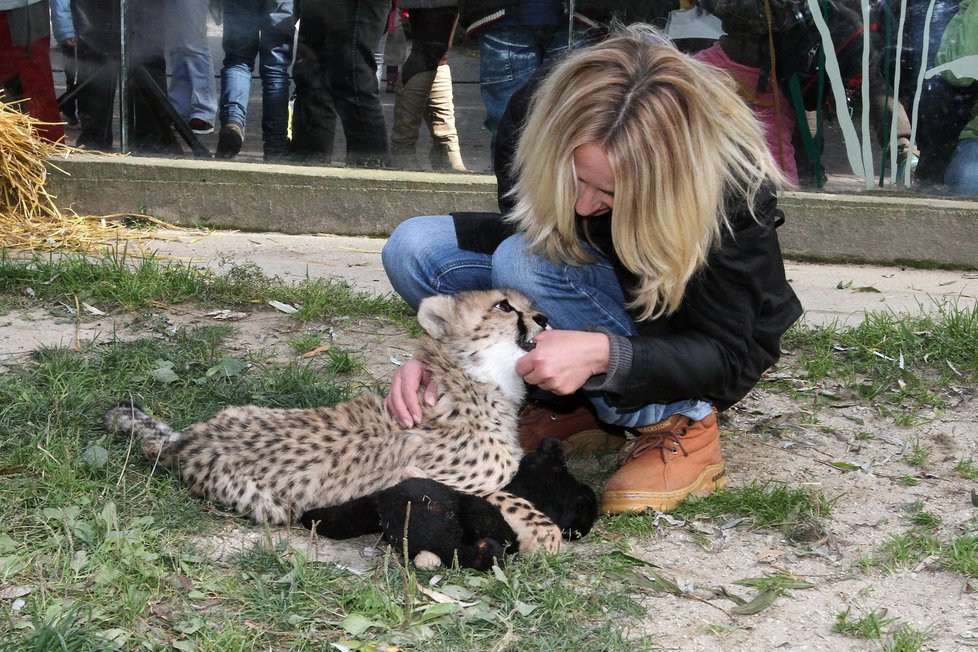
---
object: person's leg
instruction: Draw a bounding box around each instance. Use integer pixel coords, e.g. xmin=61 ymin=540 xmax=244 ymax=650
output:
xmin=321 ymin=0 xmax=390 ymax=166
xmin=479 ymin=25 xmax=567 ymax=143
xmin=257 ymin=0 xmax=295 ymax=158
xmin=381 ymin=215 xmax=494 ymax=310
xmin=220 ymin=0 xmax=259 ymax=130
xmin=425 ymin=63 xmax=466 ymax=171
xmin=180 ymin=0 xmax=218 ymax=126
xmin=944 ymin=138 xmax=978 ymax=196
xmin=0 ymin=3 xmax=65 ymax=143
xmin=290 ymin=0 xmax=337 ymax=162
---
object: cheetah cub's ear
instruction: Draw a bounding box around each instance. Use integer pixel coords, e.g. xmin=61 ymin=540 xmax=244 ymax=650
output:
xmin=417 ymin=294 xmax=456 ymax=340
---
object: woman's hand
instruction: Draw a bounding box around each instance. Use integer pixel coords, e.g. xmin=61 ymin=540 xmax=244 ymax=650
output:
xmin=515 ymin=330 xmax=610 ymax=395
xmin=386 ymin=358 xmax=438 ymax=428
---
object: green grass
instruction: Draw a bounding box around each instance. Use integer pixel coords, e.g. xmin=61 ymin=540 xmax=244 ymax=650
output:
xmin=1 ymin=252 xmax=976 ymax=649
xmin=954 ymin=458 xmax=978 ymax=481
xmin=0 ymin=250 xmax=416 ymax=329
xmin=0 ymin=316 xmax=656 ymax=650
xmin=774 ymin=302 xmax=978 ymax=416
xmin=833 ymin=606 xmax=897 ymax=639
xmin=884 ymin=624 xmax=929 ymax=652
xmin=667 ymin=482 xmax=835 ymax=542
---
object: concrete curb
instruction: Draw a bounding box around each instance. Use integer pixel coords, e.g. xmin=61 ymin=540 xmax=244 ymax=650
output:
xmin=47 ymin=154 xmax=978 ymax=267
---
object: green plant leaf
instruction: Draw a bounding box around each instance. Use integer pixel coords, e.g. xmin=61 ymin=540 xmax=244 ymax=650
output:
xmin=730 ymin=588 xmax=780 ymax=615
xmin=205 ymin=357 xmax=248 ymax=379
xmin=414 ymin=602 xmax=460 ymax=624
xmin=830 ymin=461 xmax=864 ymax=472
xmin=80 ymin=445 xmax=109 ymax=468
xmin=341 ymin=613 xmax=382 ymax=637
xmin=151 ymin=366 xmax=179 ymax=383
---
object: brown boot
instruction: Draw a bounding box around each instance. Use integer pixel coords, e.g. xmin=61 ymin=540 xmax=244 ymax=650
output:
xmin=518 ymin=400 xmax=626 ymax=455
xmin=390 ymin=70 xmax=436 ymax=169
xmin=601 ymin=410 xmax=726 ymax=514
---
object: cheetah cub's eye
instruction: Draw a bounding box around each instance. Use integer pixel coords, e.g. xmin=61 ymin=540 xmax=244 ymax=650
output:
xmin=494 ymin=299 xmax=514 ymax=313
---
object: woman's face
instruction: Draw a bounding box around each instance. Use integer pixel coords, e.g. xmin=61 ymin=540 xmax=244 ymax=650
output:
xmin=573 ymin=143 xmax=615 ymax=217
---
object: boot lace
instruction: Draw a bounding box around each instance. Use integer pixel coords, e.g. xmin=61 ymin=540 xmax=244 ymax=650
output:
xmin=616 ymin=422 xmax=691 ymax=466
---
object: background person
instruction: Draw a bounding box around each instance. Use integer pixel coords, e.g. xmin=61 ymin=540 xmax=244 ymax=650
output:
xmin=289 ymin=0 xmax=391 ymax=167
xmin=0 ymin=0 xmax=64 ymax=143
xmin=215 ymin=0 xmax=295 ymax=160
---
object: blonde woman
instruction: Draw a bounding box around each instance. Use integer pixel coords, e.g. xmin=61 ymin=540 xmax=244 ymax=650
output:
xmin=382 ymin=24 xmax=803 ymax=514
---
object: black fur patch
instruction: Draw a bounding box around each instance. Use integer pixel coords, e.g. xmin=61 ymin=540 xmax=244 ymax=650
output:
xmin=299 ymin=437 xmax=598 ymax=571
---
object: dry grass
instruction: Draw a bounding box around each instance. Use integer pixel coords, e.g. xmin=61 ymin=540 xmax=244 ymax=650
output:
xmin=0 ymin=96 xmax=178 ymax=254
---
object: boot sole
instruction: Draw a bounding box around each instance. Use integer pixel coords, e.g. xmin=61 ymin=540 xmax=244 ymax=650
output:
xmin=601 ymin=463 xmax=727 ymax=514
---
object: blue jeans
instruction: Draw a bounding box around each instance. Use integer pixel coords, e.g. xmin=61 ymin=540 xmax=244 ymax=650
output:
xmin=165 ymin=0 xmax=217 ymax=123
xmin=382 ymin=215 xmax=713 ymax=428
xmin=944 ymin=138 xmax=978 ymax=196
xmin=290 ymin=0 xmax=390 ymax=166
xmin=478 ymin=25 xmax=590 ymax=141
xmin=220 ymin=0 xmax=295 ymax=157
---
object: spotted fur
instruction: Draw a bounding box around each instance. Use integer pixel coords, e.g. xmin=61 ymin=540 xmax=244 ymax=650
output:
xmin=104 ymin=289 xmax=549 ymax=525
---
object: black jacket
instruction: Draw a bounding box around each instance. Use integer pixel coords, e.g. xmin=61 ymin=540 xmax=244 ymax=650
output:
xmin=458 ymin=0 xmax=661 ymax=36
xmin=453 ymin=65 xmax=803 ymax=413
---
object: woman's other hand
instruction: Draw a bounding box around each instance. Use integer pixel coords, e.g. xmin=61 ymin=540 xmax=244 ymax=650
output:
xmin=386 ymin=358 xmax=438 ymax=428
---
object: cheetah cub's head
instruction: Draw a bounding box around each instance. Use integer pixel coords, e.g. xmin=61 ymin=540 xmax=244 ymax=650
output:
xmin=417 ymin=289 xmax=549 ymax=401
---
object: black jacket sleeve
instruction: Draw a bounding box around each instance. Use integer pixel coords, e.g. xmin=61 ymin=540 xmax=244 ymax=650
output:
xmin=610 ymin=188 xmax=803 ymax=412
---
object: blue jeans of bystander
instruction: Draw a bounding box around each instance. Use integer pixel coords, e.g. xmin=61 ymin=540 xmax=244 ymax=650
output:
xmin=944 ymin=138 xmax=978 ymax=196
xmin=382 ymin=215 xmax=713 ymax=428
xmin=478 ymin=24 xmax=589 ymax=142
xmin=220 ymin=0 xmax=295 ymax=157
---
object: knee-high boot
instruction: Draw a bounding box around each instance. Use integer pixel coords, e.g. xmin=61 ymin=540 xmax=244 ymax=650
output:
xmin=425 ymin=64 xmax=467 ymax=172
xmin=390 ymin=69 xmax=436 ymax=169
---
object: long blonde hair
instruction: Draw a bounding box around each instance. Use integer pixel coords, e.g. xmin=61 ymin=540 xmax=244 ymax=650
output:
xmin=507 ymin=24 xmax=787 ymax=320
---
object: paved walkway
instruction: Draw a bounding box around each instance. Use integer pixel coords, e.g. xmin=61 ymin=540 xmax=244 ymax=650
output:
xmin=145 ymin=228 xmax=978 ymax=327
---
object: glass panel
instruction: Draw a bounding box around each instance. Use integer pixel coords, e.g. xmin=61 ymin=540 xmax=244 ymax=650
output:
xmin=20 ymin=1 xmax=975 ymax=197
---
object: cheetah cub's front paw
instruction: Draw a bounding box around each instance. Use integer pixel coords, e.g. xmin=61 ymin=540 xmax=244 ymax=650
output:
xmin=486 ymin=491 xmax=564 ymax=555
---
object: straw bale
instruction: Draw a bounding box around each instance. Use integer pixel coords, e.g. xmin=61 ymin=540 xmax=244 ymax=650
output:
xmin=0 ymin=95 xmax=178 ymax=254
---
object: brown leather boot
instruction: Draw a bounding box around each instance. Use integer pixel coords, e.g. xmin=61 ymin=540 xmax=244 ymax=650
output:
xmin=601 ymin=410 xmax=726 ymax=514
xmin=518 ymin=400 xmax=626 ymax=455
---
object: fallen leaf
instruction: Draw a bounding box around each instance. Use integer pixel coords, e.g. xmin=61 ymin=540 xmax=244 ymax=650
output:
xmin=268 ymin=300 xmax=299 ymax=314
xmin=205 ymin=309 xmax=248 ymax=321
xmin=82 ymin=303 xmax=106 ymax=316
xmin=831 ymin=460 xmax=871 ymax=472
xmin=302 ymin=345 xmax=333 ymax=359
xmin=755 ymin=549 xmax=782 ymax=563
xmin=0 ymin=585 xmax=32 ymax=600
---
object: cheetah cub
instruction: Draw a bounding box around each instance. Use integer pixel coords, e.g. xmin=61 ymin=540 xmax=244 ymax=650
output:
xmin=104 ymin=289 xmax=550 ymax=527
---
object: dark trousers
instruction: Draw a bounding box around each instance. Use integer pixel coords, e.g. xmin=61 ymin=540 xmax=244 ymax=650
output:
xmin=290 ymin=0 xmax=390 ymax=167
xmin=71 ymin=0 xmax=180 ymax=153
xmin=401 ymin=6 xmax=458 ymax=85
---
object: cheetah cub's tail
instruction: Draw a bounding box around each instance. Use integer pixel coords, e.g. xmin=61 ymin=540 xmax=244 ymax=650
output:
xmin=104 ymin=401 xmax=183 ymax=466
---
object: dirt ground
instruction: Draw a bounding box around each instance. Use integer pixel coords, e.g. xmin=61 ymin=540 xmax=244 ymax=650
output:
xmin=2 ymin=300 xmax=977 ymax=651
